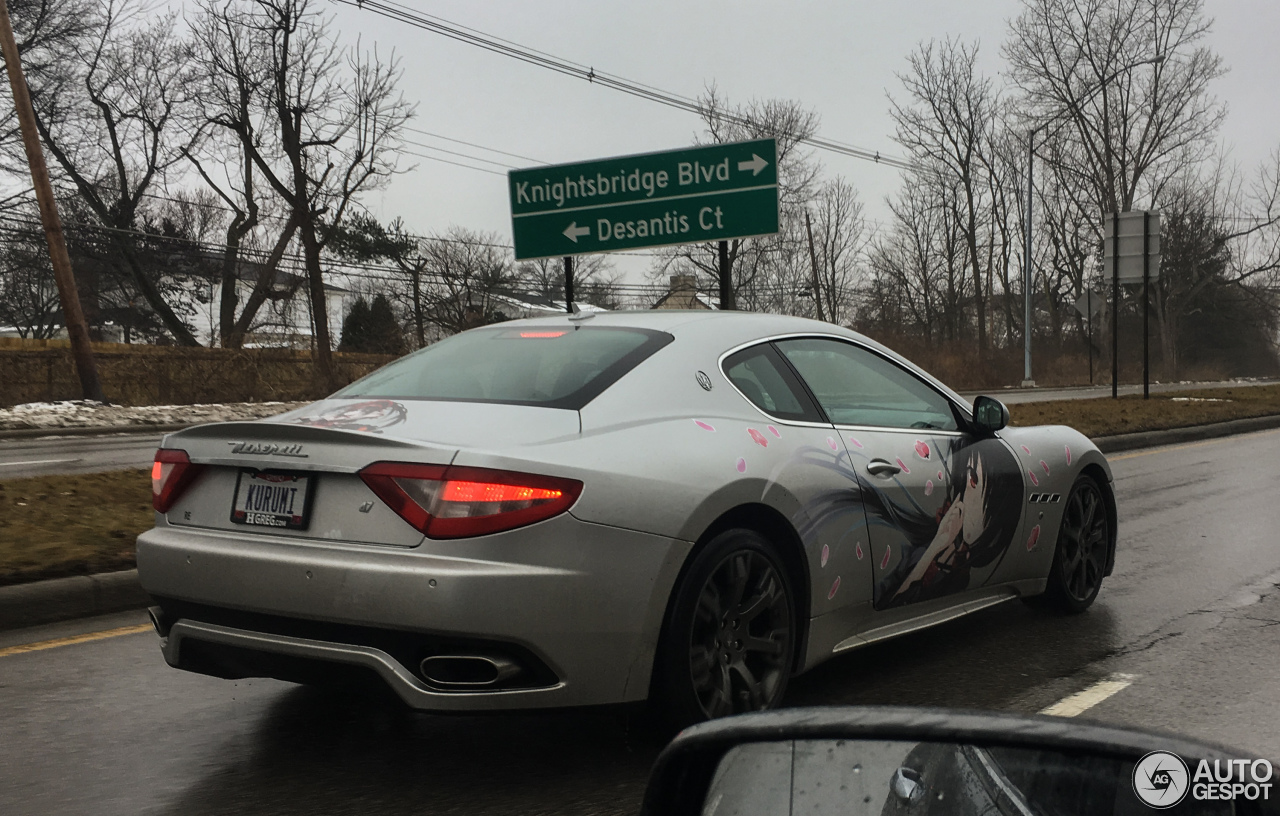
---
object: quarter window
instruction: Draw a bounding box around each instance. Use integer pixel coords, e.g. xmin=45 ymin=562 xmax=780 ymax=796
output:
xmin=722 ymin=344 xmax=823 ymax=423
xmin=775 ymin=338 xmax=958 ymax=430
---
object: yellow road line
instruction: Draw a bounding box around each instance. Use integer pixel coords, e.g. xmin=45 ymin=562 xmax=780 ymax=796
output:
xmin=1108 ymin=428 xmax=1280 ymax=461
xmin=1040 ymin=673 xmax=1136 ymax=717
xmin=0 ymin=624 xmax=152 ymax=658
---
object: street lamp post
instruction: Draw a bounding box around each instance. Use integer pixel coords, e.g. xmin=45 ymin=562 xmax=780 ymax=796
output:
xmin=1020 ymin=54 xmax=1164 ymax=388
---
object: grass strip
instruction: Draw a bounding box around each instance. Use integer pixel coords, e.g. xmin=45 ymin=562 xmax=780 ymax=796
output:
xmin=3 ymin=383 xmax=1280 ymax=587
xmin=1008 ymin=384 xmax=1280 ymax=438
xmin=0 ymin=470 xmax=151 ymax=587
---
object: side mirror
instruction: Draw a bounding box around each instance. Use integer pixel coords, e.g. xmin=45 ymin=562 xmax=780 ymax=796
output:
xmin=972 ymin=396 xmax=1010 ymax=434
xmin=640 ymin=707 xmax=1267 ymax=816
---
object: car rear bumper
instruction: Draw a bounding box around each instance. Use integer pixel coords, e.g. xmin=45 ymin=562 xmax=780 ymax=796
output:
xmin=136 ymin=514 xmax=691 ymax=711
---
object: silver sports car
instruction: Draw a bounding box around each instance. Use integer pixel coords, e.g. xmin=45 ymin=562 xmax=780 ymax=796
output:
xmin=138 ymin=311 xmax=1116 ymax=723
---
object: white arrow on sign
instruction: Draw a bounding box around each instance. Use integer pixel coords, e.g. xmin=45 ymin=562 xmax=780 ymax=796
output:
xmin=738 ymin=154 xmax=769 ymax=176
xmin=563 ymin=222 xmax=591 ymax=243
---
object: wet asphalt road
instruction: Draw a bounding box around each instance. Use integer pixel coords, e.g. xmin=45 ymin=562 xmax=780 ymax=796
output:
xmin=2 ymin=429 xmax=1280 ymax=814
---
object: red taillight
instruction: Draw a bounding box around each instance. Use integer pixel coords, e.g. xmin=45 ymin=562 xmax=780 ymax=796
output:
xmin=358 ymin=462 xmax=582 ymax=539
xmin=152 ymin=449 xmax=203 ymax=512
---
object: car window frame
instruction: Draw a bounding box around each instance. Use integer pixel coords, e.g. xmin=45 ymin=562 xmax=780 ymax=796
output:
xmin=718 ymin=341 xmax=827 ymax=425
xmin=725 ymin=333 xmax=973 ymax=435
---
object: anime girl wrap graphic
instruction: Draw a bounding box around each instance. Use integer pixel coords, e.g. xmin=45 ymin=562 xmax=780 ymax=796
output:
xmin=291 ymin=399 xmax=409 ymax=434
xmin=869 ymin=437 xmax=1023 ymax=610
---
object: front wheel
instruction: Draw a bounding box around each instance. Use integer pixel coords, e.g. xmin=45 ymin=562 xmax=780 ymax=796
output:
xmin=1043 ymin=475 xmax=1110 ymax=613
xmin=654 ymin=528 xmax=796 ymax=726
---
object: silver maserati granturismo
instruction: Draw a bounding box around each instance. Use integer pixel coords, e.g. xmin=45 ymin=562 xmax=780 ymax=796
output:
xmin=138 ymin=310 xmax=1116 ymax=723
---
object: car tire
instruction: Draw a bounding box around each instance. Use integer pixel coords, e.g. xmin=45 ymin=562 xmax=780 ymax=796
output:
xmin=653 ymin=528 xmax=796 ymax=727
xmin=1042 ymin=475 xmax=1110 ymax=614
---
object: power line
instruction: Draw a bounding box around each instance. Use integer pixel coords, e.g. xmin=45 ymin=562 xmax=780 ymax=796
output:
xmin=332 ymin=0 xmax=915 ymax=172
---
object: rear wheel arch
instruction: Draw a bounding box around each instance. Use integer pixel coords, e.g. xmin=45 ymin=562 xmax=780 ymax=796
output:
xmin=672 ymin=503 xmax=811 ymax=675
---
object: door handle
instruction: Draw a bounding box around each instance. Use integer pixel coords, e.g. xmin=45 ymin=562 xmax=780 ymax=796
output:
xmin=866 ymin=459 xmax=901 ymax=477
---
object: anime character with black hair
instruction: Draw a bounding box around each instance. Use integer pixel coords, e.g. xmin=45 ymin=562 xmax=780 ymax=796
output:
xmin=870 ymin=437 xmax=1024 ymax=609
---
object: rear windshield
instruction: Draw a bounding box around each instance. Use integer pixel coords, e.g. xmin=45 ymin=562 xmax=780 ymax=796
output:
xmin=333 ymin=325 xmax=672 ymax=409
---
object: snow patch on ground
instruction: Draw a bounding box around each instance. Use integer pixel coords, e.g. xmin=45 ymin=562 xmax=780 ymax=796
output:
xmin=0 ymin=400 xmax=310 ymax=431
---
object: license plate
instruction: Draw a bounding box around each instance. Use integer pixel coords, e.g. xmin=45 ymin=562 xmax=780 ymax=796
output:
xmin=230 ymin=470 xmax=313 ymax=530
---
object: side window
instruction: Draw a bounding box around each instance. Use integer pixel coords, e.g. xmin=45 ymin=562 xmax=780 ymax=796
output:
xmin=775 ymin=338 xmax=958 ymax=431
xmin=722 ymin=344 xmax=823 ymax=423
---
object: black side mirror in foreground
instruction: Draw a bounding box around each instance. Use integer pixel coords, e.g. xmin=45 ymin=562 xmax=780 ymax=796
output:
xmin=972 ymin=395 xmax=1010 ymax=434
xmin=640 ymin=707 xmax=1277 ymax=816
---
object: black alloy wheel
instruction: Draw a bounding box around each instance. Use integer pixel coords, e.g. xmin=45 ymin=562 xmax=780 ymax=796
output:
xmin=1046 ymin=476 xmax=1110 ymax=613
xmin=656 ymin=529 xmax=795 ymax=725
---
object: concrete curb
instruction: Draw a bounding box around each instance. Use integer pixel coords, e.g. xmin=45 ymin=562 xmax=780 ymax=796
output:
xmin=2 ymin=413 xmax=1279 ymax=633
xmin=0 ymin=570 xmax=149 ymax=632
xmin=1091 ymin=413 xmax=1280 ymax=454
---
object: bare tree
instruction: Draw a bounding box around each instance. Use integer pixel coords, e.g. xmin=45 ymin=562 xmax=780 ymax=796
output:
xmin=890 ymin=38 xmax=1003 ymax=354
xmin=1153 ymin=150 xmax=1280 ymax=376
xmin=187 ymin=0 xmax=307 ymax=348
xmin=418 ymin=227 xmax=515 ymax=336
xmin=808 ymin=177 xmax=867 ymax=326
xmin=192 ymin=0 xmax=412 ymax=385
xmin=515 ymin=254 xmax=622 ymax=309
xmin=20 ymin=0 xmax=203 ymax=344
xmin=1005 ymin=0 xmax=1226 ymax=215
xmin=653 ymin=86 xmax=822 ymax=311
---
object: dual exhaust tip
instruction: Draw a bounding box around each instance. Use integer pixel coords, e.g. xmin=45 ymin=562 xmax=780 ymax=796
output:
xmin=419 ymin=654 xmax=522 ymax=689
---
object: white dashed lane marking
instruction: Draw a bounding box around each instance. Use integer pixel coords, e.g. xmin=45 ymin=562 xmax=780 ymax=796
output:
xmin=1039 ymin=673 xmax=1137 ymax=717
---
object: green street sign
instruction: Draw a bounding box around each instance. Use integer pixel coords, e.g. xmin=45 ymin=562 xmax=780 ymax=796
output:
xmin=508 ymin=138 xmax=779 ymax=260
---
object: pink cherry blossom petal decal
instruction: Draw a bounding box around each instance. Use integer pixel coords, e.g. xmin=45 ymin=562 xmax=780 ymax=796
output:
xmin=1026 ymin=525 xmax=1041 ymax=551
xmin=1065 ymin=445 xmax=1072 ymax=465
xmin=924 ymin=479 xmax=934 ymax=496
xmin=768 ymin=425 xmax=781 ymax=438
xmin=1021 ymin=445 xmax=1032 ymax=455
xmin=880 ymin=545 xmax=892 ymax=569
xmin=694 ymin=420 xmax=715 ymax=432
xmin=848 ymin=437 xmax=863 ymax=448
xmin=1027 ymin=469 xmax=1040 ymax=487
xmin=856 ymin=542 xmax=864 ymax=560
xmin=749 ymin=428 xmax=769 ymax=447
xmin=736 ymin=458 xmax=747 ymax=473
xmin=1040 ymin=460 xmax=1050 ymax=475
xmin=937 ymin=471 xmax=944 ymax=481
xmin=895 ymin=458 xmax=911 ymax=474
xmin=820 ymin=544 xmax=830 ymax=568
xmin=827 ymin=576 xmax=841 ymax=600
xmin=914 ymin=440 xmax=931 ymax=460
xmin=827 ymin=436 xmax=838 ymax=451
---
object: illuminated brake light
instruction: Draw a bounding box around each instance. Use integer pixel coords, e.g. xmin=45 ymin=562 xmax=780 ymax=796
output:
xmin=152 ymin=449 xmax=203 ymax=512
xmin=440 ymin=481 xmax=562 ymax=503
xmin=358 ymin=462 xmax=582 ymax=539
xmin=518 ymin=331 xmax=567 ymax=338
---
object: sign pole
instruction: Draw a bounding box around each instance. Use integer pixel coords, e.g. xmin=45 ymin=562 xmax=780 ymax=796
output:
xmin=1088 ymin=291 xmax=1094 ymax=385
xmin=718 ymin=240 xmax=734 ymax=311
xmin=563 ymin=256 xmax=574 ymax=312
xmin=1143 ymin=211 xmax=1150 ymax=399
xmin=1111 ymin=211 xmax=1120 ymax=399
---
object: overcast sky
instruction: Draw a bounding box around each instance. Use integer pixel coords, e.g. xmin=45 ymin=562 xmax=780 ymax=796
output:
xmin=324 ymin=0 xmax=1280 ymax=282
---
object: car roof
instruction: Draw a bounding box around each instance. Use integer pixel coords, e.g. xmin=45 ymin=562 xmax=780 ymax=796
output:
xmin=494 ymin=310 xmax=973 ymax=410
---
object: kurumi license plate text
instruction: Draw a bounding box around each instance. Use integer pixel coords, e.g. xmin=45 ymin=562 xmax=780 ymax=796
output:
xmin=231 ymin=470 xmax=312 ymax=529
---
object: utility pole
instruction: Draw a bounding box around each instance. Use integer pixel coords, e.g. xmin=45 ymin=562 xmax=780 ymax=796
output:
xmin=804 ymin=211 xmax=826 ymax=322
xmin=0 ymin=0 xmax=103 ymax=401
